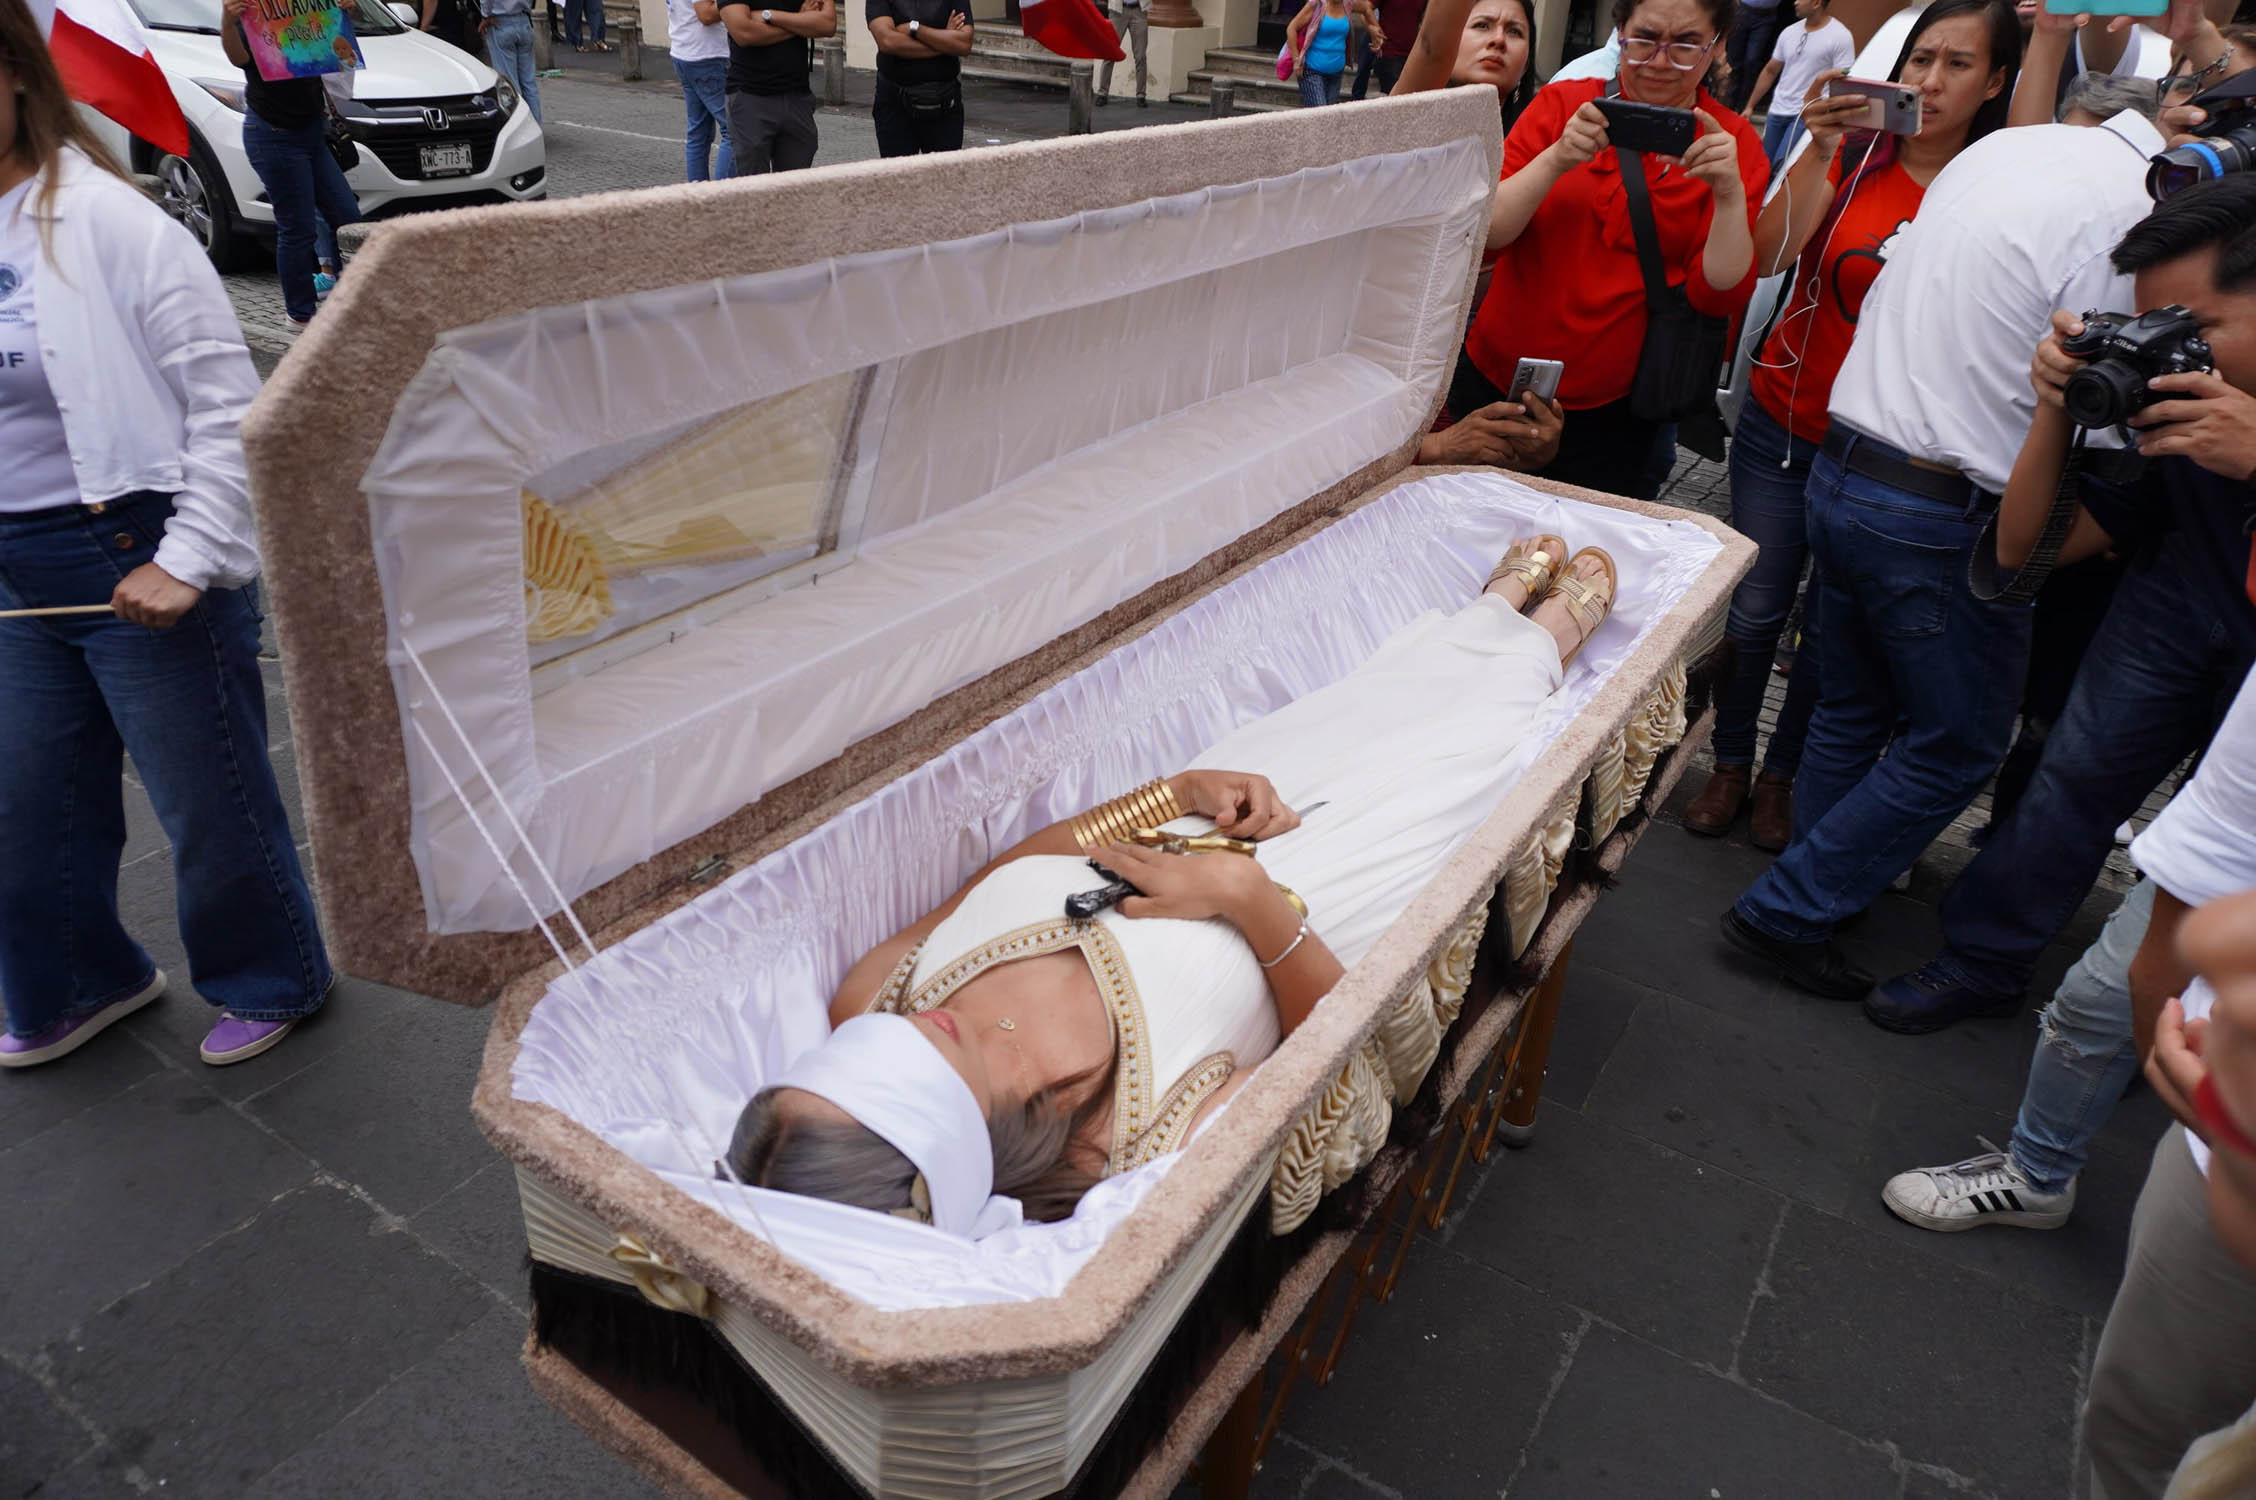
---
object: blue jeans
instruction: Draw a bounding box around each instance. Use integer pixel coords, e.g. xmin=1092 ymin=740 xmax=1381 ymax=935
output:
xmin=241 ymin=112 xmax=361 ymax=324
xmin=1713 ymin=397 xmax=1823 ymax=775
xmin=675 ymin=54 xmax=733 ymax=179
xmin=485 ymin=12 xmax=543 ymax=122
xmin=2009 ymin=879 xmax=2152 ymax=1193
xmin=1929 ymin=530 xmax=2255 ymax=999
xmin=1733 ymin=438 xmax=2032 ymax=943
xmin=1299 ymin=68 xmax=1343 ymax=107
xmin=565 ymin=0 xmax=604 ymax=44
xmin=0 ymin=495 xmax=331 ymax=1034
xmin=1762 ymin=111 xmax=1803 ymax=176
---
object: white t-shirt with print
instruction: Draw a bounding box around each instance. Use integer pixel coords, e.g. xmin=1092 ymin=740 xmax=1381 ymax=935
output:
xmin=0 ymin=181 xmax=80 ymax=515
xmin=1770 ymin=15 xmax=1855 ymax=120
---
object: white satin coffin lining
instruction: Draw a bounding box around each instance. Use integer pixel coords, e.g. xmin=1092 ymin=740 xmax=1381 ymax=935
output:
xmin=509 ymin=472 xmax=1721 ymax=1311
xmin=360 ymin=137 xmax=1495 ymax=933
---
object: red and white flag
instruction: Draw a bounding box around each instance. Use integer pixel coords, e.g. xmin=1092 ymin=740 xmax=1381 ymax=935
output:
xmin=32 ymin=0 xmax=192 ymax=158
xmin=1017 ymin=0 xmax=1124 ymax=62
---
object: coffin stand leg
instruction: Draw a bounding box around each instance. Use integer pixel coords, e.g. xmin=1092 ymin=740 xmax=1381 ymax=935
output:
xmin=1198 ymin=1369 xmax=1264 ymax=1499
xmin=1495 ymin=937 xmax=1574 ymax=1149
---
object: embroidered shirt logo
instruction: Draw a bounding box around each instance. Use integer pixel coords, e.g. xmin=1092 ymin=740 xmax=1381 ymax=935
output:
xmin=0 ymin=264 xmax=21 ymax=301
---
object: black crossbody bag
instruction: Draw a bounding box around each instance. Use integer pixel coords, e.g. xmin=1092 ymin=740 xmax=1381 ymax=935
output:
xmin=1610 ymin=92 xmax=1730 ymax=425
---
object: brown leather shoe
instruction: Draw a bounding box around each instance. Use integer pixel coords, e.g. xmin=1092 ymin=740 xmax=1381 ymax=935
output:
xmin=1749 ymin=771 xmax=1794 ymax=852
xmin=1683 ymin=764 xmax=1750 ymax=838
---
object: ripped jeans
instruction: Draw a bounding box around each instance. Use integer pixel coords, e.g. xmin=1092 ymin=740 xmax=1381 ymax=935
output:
xmin=2008 ymin=878 xmax=2153 ymax=1194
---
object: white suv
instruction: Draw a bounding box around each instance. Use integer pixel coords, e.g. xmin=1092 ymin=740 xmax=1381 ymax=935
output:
xmin=84 ymin=0 xmax=546 ymax=270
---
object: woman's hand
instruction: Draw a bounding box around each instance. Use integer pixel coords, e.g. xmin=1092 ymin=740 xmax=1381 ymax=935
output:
xmin=1680 ymin=110 xmax=1744 ymax=206
xmin=111 ymin=563 xmax=202 ymax=629
xmin=221 ymin=0 xmax=248 ymax=19
xmin=1545 ymin=99 xmax=1611 ymax=172
xmin=1169 ymin=770 xmax=1302 ymax=839
xmin=1100 ymin=843 xmax=1271 ymax=924
xmin=1797 ymin=69 xmax=1863 ymax=157
xmin=2031 ymin=309 xmax=2087 ymax=412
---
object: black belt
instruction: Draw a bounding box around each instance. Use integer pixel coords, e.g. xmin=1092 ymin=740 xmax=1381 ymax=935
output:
xmin=1821 ymin=424 xmax=1999 ymax=511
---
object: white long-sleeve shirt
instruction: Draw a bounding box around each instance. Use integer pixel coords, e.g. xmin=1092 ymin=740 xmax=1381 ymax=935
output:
xmin=26 ymin=148 xmax=263 ymax=591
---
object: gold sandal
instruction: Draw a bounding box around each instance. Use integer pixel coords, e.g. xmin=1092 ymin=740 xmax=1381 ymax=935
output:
xmin=1540 ymin=546 xmax=1617 ymax=666
xmin=1485 ymin=534 xmax=1568 ymax=606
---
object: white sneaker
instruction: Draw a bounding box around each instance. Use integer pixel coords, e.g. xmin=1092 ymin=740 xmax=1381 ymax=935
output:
xmin=1883 ymin=1143 xmax=2074 ymax=1232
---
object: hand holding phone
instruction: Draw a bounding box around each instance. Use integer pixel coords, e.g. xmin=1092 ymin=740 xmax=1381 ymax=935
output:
xmin=1593 ymin=96 xmax=1698 ymax=157
xmin=1821 ymin=76 xmax=1922 ymax=135
xmin=1508 ymin=357 xmax=1564 ymax=404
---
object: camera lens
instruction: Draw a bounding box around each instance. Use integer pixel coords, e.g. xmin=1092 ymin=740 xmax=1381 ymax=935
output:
xmin=2063 ymin=358 xmax=2150 ymax=429
xmin=2148 ymin=126 xmax=2256 ymax=199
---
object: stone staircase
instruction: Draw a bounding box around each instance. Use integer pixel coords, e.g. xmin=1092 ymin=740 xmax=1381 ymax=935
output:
xmin=1173 ymin=44 xmax=1302 ymax=111
xmin=960 ymin=21 xmax=1080 ymax=88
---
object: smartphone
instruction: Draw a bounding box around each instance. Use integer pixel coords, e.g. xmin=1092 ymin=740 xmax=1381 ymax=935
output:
xmin=1822 ymin=76 xmax=1923 ymax=135
xmin=1594 ymin=97 xmax=1697 ymax=157
xmin=1508 ymin=358 xmax=1564 ymax=404
xmin=2044 ymin=0 xmax=2166 ymax=14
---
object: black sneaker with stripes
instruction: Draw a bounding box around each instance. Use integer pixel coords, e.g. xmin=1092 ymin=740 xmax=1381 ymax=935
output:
xmin=1881 ymin=1143 xmax=2076 ymax=1232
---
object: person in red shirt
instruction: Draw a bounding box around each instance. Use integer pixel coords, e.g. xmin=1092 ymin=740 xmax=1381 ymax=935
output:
xmin=1682 ymin=0 xmax=2020 ymax=847
xmin=1456 ymin=0 xmax=1768 ymax=500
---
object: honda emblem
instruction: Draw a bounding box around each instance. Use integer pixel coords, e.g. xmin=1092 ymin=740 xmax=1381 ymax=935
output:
xmin=422 ymin=106 xmax=448 ymax=130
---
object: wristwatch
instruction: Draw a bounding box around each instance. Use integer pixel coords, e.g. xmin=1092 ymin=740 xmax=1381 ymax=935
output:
xmin=906 ymin=17 xmax=919 ymax=31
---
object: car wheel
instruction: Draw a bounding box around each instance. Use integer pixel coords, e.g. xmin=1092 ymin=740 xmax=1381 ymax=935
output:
xmin=153 ymin=139 xmax=256 ymax=273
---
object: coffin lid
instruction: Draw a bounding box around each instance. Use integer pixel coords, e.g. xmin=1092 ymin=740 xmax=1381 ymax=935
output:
xmin=242 ymin=92 xmax=1505 ymax=1001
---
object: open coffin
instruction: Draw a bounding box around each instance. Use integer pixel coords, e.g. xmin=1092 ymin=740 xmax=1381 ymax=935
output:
xmin=242 ymin=90 xmax=1754 ymax=1500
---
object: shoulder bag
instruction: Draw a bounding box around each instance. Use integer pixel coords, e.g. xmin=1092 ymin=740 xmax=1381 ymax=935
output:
xmin=1610 ymin=86 xmax=1730 ymax=426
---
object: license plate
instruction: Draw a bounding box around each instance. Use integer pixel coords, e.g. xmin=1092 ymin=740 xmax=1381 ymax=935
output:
xmin=420 ymin=142 xmax=474 ymax=177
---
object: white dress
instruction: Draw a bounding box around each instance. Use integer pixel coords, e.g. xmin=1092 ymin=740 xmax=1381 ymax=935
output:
xmin=878 ymin=593 xmax=1564 ymax=1174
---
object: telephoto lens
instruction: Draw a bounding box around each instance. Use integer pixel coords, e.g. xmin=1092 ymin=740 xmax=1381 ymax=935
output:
xmin=2149 ymin=128 xmax=2256 ymax=200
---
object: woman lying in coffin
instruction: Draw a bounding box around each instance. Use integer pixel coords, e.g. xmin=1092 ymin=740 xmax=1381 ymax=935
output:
xmin=723 ymin=539 xmax=1620 ymax=1237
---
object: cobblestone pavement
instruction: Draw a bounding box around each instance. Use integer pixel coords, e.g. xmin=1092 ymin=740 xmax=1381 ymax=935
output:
xmin=7 ymin=74 xmax=2156 ymax=1500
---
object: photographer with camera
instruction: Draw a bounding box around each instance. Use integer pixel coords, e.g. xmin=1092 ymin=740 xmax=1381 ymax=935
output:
xmin=1719 ymin=86 xmax=2171 ymax=1000
xmin=1870 ymin=173 xmax=2256 ymax=1040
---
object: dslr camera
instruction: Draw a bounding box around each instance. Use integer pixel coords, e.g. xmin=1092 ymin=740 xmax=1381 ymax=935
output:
xmin=2150 ymin=71 xmax=2256 ymax=200
xmin=2058 ymin=306 xmax=2213 ymax=431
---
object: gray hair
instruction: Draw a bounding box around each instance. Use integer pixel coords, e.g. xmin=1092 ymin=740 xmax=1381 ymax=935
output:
xmin=725 ymin=1073 xmax=1113 ymax=1224
xmin=2059 ymin=73 xmax=2161 ymax=125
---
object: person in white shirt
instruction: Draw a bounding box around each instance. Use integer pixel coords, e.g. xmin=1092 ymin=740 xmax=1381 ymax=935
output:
xmin=0 ymin=0 xmax=331 ymax=1071
xmin=1720 ymin=102 xmax=2166 ymax=1001
xmin=2080 ymin=662 xmax=2256 ymax=1500
xmin=1745 ymin=0 xmax=1854 ymax=168
xmin=669 ymin=0 xmax=736 ymax=179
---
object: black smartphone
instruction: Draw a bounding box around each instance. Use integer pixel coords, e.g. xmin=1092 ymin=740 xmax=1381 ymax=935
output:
xmin=1594 ymin=97 xmax=1697 ymax=157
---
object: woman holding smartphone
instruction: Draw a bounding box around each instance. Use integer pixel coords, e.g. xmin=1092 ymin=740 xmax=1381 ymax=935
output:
xmin=1682 ymin=0 xmax=2019 ymax=846
xmin=0 ymin=0 xmax=332 ymax=1069
xmin=1458 ymin=0 xmax=1768 ymax=499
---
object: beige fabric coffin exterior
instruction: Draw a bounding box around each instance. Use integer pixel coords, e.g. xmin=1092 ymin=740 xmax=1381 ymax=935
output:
xmin=244 ymin=89 xmax=1510 ymax=1007
xmin=243 ymin=85 xmax=1755 ymax=1493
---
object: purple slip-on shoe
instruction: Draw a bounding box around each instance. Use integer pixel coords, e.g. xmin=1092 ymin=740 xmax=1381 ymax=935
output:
xmin=0 ymin=972 xmax=167 ymax=1070
xmin=200 ymin=1012 xmax=299 ymax=1066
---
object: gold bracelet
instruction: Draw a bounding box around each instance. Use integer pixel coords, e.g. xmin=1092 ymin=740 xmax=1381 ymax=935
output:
xmin=1073 ymin=779 xmax=1182 ymax=851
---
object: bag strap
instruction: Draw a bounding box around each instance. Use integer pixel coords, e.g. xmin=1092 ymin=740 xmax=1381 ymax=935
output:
xmin=1605 ymin=80 xmax=1673 ymax=313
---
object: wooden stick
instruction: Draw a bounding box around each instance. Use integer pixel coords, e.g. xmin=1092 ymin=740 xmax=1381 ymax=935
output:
xmin=0 ymin=603 xmax=114 ymax=619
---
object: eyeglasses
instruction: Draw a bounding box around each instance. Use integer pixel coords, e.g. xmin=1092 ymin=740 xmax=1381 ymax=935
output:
xmin=2160 ymin=51 xmax=2232 ymax=104
xmin=1621 ymin=35 xmax=1716 ymax=68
